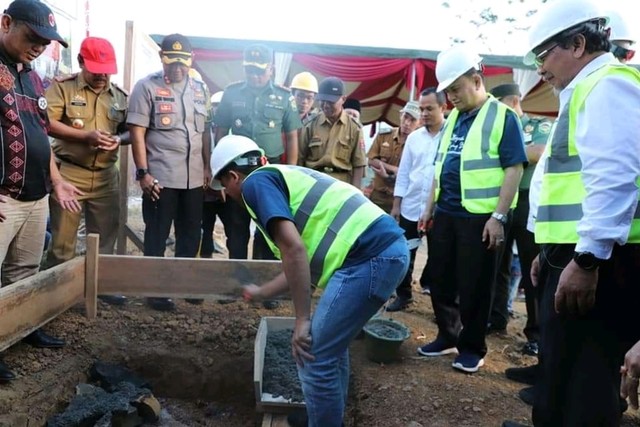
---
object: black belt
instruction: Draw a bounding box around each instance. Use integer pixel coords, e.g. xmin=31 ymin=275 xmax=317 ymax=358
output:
xmin=316 ymin=166 xmax=349 ymax=174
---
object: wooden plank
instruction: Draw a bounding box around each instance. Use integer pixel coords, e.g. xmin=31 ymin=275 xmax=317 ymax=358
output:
xmin=123 ymin=224 xmax=144 ymax=252
xmin=254 ymin=317 xmax=269 ymax=409
xmin=0 ymin=257 xmax=85 ymax=352
xmin=271 ymin=415 xmax=290 ymax=427
xmin=97 ymin=256 xmax=282 ymax=299
xmin=84 ymin=234 xmax=99 ymax=319
xmin=260 ymin=413 xmax=273 ymax=427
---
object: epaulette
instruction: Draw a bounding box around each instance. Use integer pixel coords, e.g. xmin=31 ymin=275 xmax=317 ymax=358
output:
xmin=226 ymin=80 xmax=245 ymax=89
xmin=349 ymin=116 xmax=363 ymax=128
xmin=274 ymin=83 xmax=291 ymax=93
xmin=111 ymin=82 xmax=129 ymax=96
xmin=53 ymin=73 xmax=78 ymax=83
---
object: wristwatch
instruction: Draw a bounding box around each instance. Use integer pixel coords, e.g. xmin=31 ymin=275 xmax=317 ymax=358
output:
xmin=573 ymin=251 xmax=603 ymax=271
xmin=491 ymin=212 xmax=508 ymax=226
xmin=135 ymin=168 xmax=149 ymax=180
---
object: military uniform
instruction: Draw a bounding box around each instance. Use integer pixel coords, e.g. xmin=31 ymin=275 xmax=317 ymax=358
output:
xmin=214 ymin=80 xmax=301 ymax=160
xmin=299 ymin=110 xmax=367 ymax=183
xmin=45 ymin=72 xmax=128 ymax=265
xmin=367 ymin=127 xmax=405 ymax=213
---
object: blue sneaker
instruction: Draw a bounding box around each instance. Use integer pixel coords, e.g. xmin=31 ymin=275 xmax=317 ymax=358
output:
xmin=417 ymin=338 xmax=458 ymax=357
xmin=452 ymin=352 xmax=485 ymax=373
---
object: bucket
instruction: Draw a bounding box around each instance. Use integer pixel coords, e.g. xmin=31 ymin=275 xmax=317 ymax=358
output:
xmin=362 ymin=317 xmax=411 ymax=363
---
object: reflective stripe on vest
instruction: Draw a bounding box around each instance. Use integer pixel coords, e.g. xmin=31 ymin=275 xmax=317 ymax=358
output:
xmin=535 ymin=64 xmax=640 ymax=244
xmin=243 ymin=165 xmax=384 ymax=288
xmin=434 ymin=97 xmax=516 ymax=214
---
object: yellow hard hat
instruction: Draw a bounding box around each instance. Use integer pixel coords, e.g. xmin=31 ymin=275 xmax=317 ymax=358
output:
xmin=290 ymin=72 xmax=319 ymax=93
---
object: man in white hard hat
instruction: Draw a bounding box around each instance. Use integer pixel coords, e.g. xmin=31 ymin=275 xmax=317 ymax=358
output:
xmin=501 ymin=0 xmax=640 ymax=426
xmin=416 ymin=44 xmax=526 ymax=374
xmin=211 ymin=135 xmax=408 ymax=427
xmin=607 ymin=9 xmax=636 ymax=63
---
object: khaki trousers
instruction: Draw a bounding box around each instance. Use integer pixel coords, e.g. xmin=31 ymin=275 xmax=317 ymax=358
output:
xmin=47 ymin=162 xmax=119 ymax=266
xmin=0 ymin=195 xmax=48 ymax=287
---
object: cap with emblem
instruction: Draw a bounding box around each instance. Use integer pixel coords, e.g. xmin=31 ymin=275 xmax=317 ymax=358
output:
xmin=490 ymin=83 xmax=521 ymax=100
xmin=317 ymin=77 xmax=345 ymax=103
xmin=160 ymin=33 xmax=192 ymax=67
xmin=243 ymin=44 xmax=273 ymax=70
xmin=400 ymin=100 xmax=421 ymax=119
xmin=79 ymin=37 xmax=117 ymax=74
xmin=4 ymin=0 xmax=68 ymax=48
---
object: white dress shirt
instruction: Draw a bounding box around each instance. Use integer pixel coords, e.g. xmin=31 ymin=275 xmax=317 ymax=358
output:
xmin=537 ymin=53 xmax=640 ymax=259
xmin=393 ymin=125 xmax=442 ymax=221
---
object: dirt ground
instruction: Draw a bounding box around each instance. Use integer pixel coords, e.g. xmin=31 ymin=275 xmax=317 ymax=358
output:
xmin=1 ymin=205 xmax=639 ymax=427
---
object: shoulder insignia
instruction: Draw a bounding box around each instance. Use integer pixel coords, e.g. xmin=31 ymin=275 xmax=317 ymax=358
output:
xmin=53 ymin=73 xmax=78 ymax=83
xmin=111 ymin=82 xmax=129 ymax=96
xmin=274 ymin=83 xmax=291 ymax=93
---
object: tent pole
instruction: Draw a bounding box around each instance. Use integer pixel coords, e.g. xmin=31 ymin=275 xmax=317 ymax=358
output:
xmin=409 ymin=60 xmax=417 ymax=100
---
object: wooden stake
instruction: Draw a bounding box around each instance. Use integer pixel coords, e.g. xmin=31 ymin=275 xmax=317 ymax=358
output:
xmin=85 ymin=233 xmax=99 ymax=319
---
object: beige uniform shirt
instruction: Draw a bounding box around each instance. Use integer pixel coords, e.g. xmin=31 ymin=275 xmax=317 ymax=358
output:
xmin=299 ymin=110 xmax=366 ymax=173
xmin=367 ymin=127 xmax=405 ymax=197
xmin=46 ymin=73 xmax=128 ymax=170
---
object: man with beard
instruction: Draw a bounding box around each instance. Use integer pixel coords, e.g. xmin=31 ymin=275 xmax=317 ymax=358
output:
xmin=128 ymin=33 xmax=212 ymax=311
xmin=45 ymin=37 xmax=128 ymax=307
xmin=299 ymin=77 xmax=366 ymax=188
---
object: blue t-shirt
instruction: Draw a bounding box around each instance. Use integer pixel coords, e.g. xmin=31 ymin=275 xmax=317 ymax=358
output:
xmin=242 ymin=169 xmax=403 ymax=270
xmin=437 ymin=106 xmax=527 ymax=217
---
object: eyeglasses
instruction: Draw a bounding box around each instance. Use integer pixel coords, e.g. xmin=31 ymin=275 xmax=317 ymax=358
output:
xmin=534 ymin=43 xmax=559 ymax=67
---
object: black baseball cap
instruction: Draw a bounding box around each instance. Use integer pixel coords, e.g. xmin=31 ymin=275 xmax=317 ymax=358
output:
xmin=160 ymin=33 xmax=192 ymax=66
xmin=243 ymin=44 xmax=273 ymax=70
xmin=4 ymin=0 xmax=68 ymax=48
xmin=490 ymin=83 xmax=521 ymax=99
xmin=317 ymin=77 xmax=345 ymax=103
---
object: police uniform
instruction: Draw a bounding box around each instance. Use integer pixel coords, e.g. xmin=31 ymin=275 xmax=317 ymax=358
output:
xmin=299 ymin=110 xmax=367 ymax=183
xmin=45 ymin=72 xmax=128 ymax=265
xmin=215 ymin=80 xmax=301 ymax=161
xmin=367 ymin=127 xmax=404 ymax=213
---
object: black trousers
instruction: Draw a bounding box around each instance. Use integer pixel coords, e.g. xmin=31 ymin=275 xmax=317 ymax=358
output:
xmin=395 ymin=215 xmax=419 ymax=300
xmin=142 ymin=187 xmax=203 ymax=257
xmin=490 ymin=190 xmax=540 ymax=340
xmin=201 ymin=199 xmax=231 ymax=257
xmin=428 ymin=210 xmax=501 ymax=357
xmin=533 ymin=243 xmax=640 ymax=427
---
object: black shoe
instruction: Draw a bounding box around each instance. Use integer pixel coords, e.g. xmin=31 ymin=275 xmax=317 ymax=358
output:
xmin=262 ymin=300 xmax=279 ymax=310
xmin=98 ymin=295 xmax=127 ymax=306
xmin=518 ymin=386 xmax=535 ymax=406
xmin=502 ymin=421 xmax=530 ymax=427
xmin=0 ymin=360 xmax=16 ymax=383
xmin=386 ymin=296 xmax=413 ymax=312
xmin=486 ymin=322 xmax=507 ymax=335
xmin=185 ymin=298 xmax=204 ymax=305
xmin=505 ymin=364 xmax=538 ymax=386
xmin=22 ymin=329 xmax=65 ymax=348
xmin=521 ymin=341 xmax=539 ymax=356
xmin=147 ymin=297 xmax=176 ymax=312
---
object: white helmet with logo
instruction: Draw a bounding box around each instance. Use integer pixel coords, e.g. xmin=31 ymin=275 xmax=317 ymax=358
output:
xmin=524 ymin=0 xmax=608 ymax=66
xmin=210 ymin=135 xmax=265 ymax=189
xmin=608 ymin=9 xmax=635 ymax=44
xmin=435 ymin=45 xmax=483 ymax=92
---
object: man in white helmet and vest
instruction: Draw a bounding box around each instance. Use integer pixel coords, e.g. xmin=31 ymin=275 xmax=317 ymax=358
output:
xmin=501 ymin=1 xmax=640 ymax=426
xmin=210 ymin=135 xmax=408 ymax=427
xmin=417 ymin=45 xmax=526 ymax=373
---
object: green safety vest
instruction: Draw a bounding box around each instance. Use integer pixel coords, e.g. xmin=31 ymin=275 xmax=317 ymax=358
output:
xmin=434 ymin=97 xmax=517 ymax=214
xmin=535 ymin=64 xmax=640 ymax=244
xmin=243 ymin=165 xmax=385 ymax=288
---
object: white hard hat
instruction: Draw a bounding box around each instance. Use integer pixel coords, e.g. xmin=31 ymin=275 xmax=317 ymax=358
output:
xmin=524 ymin=0 xmax=609 ymax=66
xmin=210 ymin=135 xmax=264 ymax=190
xmin=211 ymin=91 xmax=224 ymax=104
xmin=608 ymin=9 xmax=635 ymax=44
xmin=435 ymin=45 xmax=482 ymax=92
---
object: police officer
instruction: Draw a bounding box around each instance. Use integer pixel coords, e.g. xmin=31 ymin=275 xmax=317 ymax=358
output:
xmin=367 ymin=101 xmax=421 ymax=214
xmin=45 ymin=37 xmax=128 ymax=306
xmin=214 ymin=44 xmax=302 ymax=264
xmin=487 ymin=82 xmax=551 ymax=355
xmin=299 ymin=77 xmax=367 ymax=187
xmin=128 ymin=33 xmax=212 ymax=311
xmin=290 ymin=71 xmax=319 ymax=125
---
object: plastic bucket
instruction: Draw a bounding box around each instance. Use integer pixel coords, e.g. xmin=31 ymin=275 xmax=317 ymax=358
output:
xmin=362 ymin=318 xmax=411 ymax=363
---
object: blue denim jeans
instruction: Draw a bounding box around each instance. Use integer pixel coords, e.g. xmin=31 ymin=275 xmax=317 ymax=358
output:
xmin=298 ymin=235 xmax=409 ymax=427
